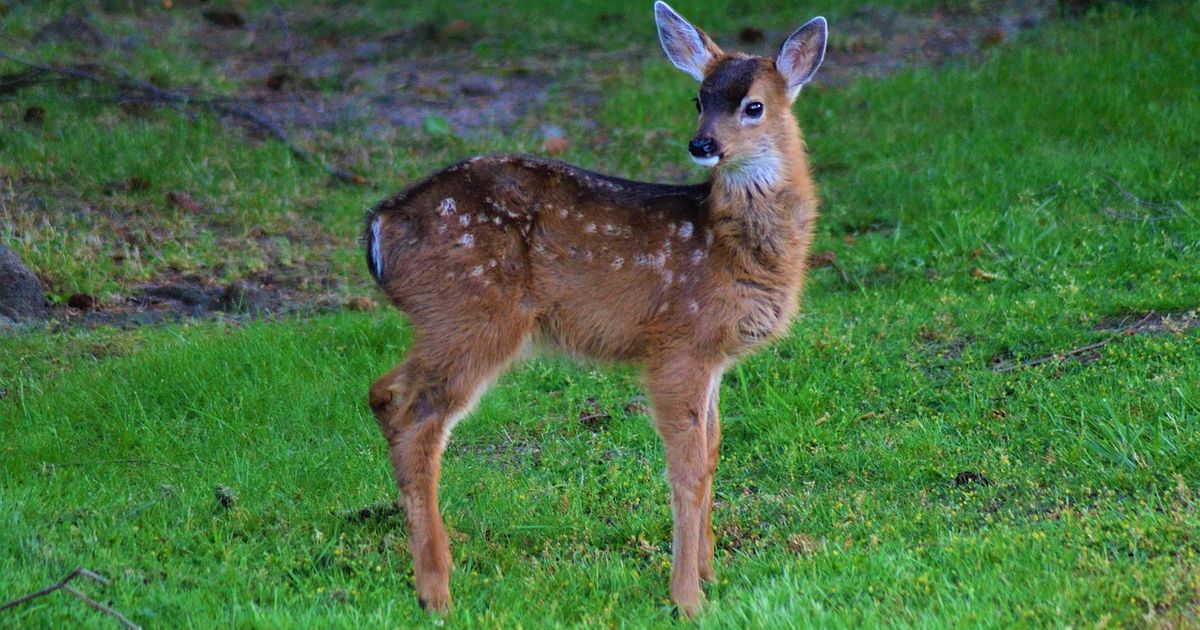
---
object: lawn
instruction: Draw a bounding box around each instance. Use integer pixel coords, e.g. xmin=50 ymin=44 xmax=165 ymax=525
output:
xmin=2 ymin=1 xmax=1199 ymax=627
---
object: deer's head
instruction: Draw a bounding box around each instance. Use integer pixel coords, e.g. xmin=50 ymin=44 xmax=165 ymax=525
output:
xmin=654 ymin=2 xmax=826 ymax=179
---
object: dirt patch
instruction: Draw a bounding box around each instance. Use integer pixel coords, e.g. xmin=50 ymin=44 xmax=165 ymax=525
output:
xmin=142 ymin=1 xmax=1057 ymax=139
xmin=55 ymin=276 xmax=348 ymax=329
xmin=344 ymin=501 xmax=404 ymax=524
xmin=181 ymin=13 xmax=568 ymax=139
xmin=954 ymin=470 xmax=993 ymax=489
xmin=823 ymin=3 xmax=1052 ymax=85
xmin=1 ymin=167 xmax=369 ymax=329
xmin=1095 ymin=309 xmax=1200 ymax=335
xmin=728 ymin=2 xmax=1055 ymax=86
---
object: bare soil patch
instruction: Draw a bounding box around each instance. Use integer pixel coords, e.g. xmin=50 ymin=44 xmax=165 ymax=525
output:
xmin=814 ymin=2 xmax=1054 ymax=85
xmin=1095 ymin=309 xmax=1200 ymax=335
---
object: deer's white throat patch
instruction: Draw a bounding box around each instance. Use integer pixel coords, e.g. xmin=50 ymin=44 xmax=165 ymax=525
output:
xmin=719 ymin=146 xmax=782 ymax=192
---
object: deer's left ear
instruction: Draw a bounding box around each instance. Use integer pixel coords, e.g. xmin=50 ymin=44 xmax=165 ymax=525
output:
xmin=654 ymin=1 xmax=723 ymax=82
xmin=777 ymin=17 xmax=827 ymax=100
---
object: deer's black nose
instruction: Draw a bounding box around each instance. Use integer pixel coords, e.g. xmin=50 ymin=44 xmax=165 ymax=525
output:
xmin=688 ymin=137 xmax=718 ymax=158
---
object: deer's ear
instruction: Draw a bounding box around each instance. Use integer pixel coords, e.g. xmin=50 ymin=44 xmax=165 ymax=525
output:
xmin=777 ymin=17 xmax=827 ymax=100
xmin=654 ymin=1 xmax=722 ymax=82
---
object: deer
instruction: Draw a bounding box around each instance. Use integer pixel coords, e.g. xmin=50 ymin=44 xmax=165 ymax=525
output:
xmin=363 ymin=1 xmax=827 ymax=617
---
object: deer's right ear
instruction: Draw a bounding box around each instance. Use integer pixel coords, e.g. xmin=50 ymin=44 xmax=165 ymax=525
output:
xmin=654 ymin=1 xmax=721 ymax=82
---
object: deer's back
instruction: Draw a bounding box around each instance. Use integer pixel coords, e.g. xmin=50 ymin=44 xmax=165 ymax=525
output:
xmin=367 ymin=154 xmax=803 ymax=362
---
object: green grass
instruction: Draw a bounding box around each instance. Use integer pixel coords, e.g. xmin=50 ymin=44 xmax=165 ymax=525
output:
xmin=3 ymin=1 xmax=1200 ymax=628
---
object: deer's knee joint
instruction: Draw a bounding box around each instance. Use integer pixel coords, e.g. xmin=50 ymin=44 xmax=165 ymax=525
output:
xmin=369 ymin=373 xmax=405 ymax=412
xmin=665 ymin=464 xmax=707 ymax=493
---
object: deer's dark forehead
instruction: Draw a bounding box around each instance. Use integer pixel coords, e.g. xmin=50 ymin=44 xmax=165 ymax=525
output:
xmin=699 ymin=58 xmax=762 ymax=114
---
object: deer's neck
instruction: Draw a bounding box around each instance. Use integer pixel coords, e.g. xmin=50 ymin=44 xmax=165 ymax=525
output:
xmin=708 ymin=129 xmax=816 ymax=274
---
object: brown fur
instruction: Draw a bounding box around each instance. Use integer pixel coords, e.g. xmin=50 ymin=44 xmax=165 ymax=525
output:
xmin=363 ymin=8 xmax=823 ymax=617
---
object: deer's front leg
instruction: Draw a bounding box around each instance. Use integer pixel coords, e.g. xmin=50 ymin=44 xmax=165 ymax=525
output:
xmin=698 ymin=371 xmax=722 ymax=582
xmin=648 ymin=358 xmax=721 ymax=618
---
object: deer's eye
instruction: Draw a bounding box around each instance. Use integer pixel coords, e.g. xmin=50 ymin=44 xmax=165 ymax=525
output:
xmin=744 ymin=102 xmax=764 ymax=118
xmin=693 ymin=97 xmax=702 ymax=113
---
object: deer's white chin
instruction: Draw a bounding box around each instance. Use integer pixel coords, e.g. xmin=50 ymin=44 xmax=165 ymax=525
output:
xmin=691 ymin=154 xmax=720 ymax=168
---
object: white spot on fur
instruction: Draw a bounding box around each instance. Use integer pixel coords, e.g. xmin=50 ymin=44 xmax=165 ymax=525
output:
xmin=611 ymin=257 xmax=624 ymax=269
xmin=459 ymin=233 xmax=475 ymax=248
xmin=583 ymin=223 xmax=596 ymax=234
xmin=558 ymin=207 xmax=569 ymax=219
xmin=477 ymin=213 xmax=489 ymax=223
xmin=488 ymin=258 xmax=497 ymax=268
xmin=662 ymin=270 xmax=673 ymax=285
xmin=690 ymin=250 xmax=705 ymax=265
xmin=471 ymin=265 xmax=484 ymax=277
xmin=436 ymin=223 xmax=448 ymax=235
xmin=438 ymin=198 xmax=457 ymax=216
xmin=603 ymin=223 xmax=620 ymax=236
xmin=635 ymin=253 xmax=667 ymax=271
xmin=678 ymin=221 xmax=694 ymax=239
xmin=688 ymin=301 xmax=699 ymax=314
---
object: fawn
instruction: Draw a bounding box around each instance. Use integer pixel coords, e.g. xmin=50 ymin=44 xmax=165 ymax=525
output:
xmin=364 ymin=1 xmax=826 ymax=617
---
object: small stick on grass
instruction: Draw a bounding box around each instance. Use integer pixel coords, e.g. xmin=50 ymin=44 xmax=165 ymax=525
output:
xmin=994 ymin=312 xmax=1155 ymax=373
xmin=38 ymin=458 xmax=184 ymax=471
xmin=0 ymin=566 xmax=141 ymax=630
xmin=1103 ymin=176 xmax=1185 ymax=221
xmin=0 ymin=51 xmax=360 ymax=184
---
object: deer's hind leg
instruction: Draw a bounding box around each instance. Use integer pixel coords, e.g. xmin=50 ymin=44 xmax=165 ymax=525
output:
xmin=368 ymin=310 xmax=532 ymax=612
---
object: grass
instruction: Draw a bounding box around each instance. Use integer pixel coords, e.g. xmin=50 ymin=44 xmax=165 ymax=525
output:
xmin=3 ymin=0 xmax=1200 ymax=627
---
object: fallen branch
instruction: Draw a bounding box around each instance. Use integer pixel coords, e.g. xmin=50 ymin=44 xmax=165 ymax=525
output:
xmin=0 ymin=566 xmax=140 ymax=630
xmin=271 ymin=2 xmax=296 ymax=68
xmin=39 ymin=458 xmax=184 ymax=471
xmin=1103 ymin=176 xmax=1185 ymax=222
xmin=0 ymin=51 xmax=360 ymax=184
xmin=994 ymin=312 xmax=1155 ymax=373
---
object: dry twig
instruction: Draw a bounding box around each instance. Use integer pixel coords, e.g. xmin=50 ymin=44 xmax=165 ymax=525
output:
xmin=39 ymin=458 xmax=184 ymax=471
xmin=993 ymin=312 xmax=1155 ymax=373
xmin=0 ymin=566 xmax=140 ymax=629
xmin=0 ymin=51 xmax=360 ymax=184
xmin=1103 ymin=176 xmax=1185 ymax=222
